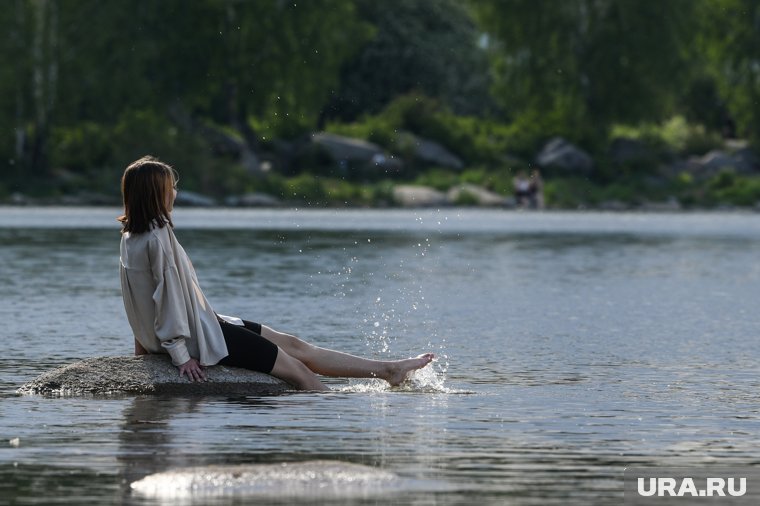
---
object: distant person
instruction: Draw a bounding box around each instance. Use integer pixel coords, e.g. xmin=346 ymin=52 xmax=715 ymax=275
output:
xmin=513 ymin=170 xmax=532 ymax=208
xmin=529 ymin=169 xmax=545 ymax=209
xmin=118 ymin=156 xmax=434 ymax=390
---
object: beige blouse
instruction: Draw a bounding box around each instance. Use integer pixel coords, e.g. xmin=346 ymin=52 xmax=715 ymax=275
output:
xmin=119 ymin=224 xmax=230 ymax=366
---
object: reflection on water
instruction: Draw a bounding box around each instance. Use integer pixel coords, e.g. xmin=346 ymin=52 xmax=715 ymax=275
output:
xmin=2 ymin=209 xmax=760 ymax=505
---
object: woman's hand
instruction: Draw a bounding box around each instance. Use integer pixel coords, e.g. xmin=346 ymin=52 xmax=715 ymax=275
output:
xmin=178 ymin=358 xmax=207 ymax=382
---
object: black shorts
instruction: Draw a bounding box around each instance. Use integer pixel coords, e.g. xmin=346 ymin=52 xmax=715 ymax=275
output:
xmin=218 ymin=319 xmax=279 ymax=374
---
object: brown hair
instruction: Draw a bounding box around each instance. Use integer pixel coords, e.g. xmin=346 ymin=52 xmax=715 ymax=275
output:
xmin=117 ymin=156 xmax=178 ymax=234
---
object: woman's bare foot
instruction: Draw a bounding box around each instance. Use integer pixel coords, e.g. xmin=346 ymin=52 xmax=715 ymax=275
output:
xmin=384 ymin=353 xmax=435 ymax=386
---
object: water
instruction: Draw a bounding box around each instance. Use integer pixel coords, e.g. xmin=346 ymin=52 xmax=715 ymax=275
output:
xmin=2 ymin=208 xmax=760 ymax=505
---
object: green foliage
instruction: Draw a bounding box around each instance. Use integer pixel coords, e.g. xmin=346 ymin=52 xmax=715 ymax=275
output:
xmin=453 ymin=190 xmax=480 ymax=206
xmin=543 ymin=178 xmax=602 ymax=208
xmin=283 ymin=173 xmax=327 ymax=205
xmin=328 ymin=93 xmax=533 ymax=167
xmin=327 ymin=0 xmax=491 ymax=120
xmin=47 ymin=110 xmax=249 ymax=197
xmin=3 ymin=0 xmax=760 ymax=210
xmin=251 ymin=173 xmax=384 ymax=206
xmin=610 ymin=116 xmax=722 ymax=157
xmin=458 ymin=167 xmax=515 ymax=195
xmin=659 ymin=117 xmax=723 ymax=155
xmin=50 ymin=122 xmax=111 ymax=171
xmin=473 ymin=0 xmax=697 ymax=138
xmin=543 ymin=176 xmax=658 ymax=208
xmin=697 ymin=0 xmax=760 ymax=143
xmin=413 ymin=166 xmax=514 ymax=196
xmin=703 ymin=170 xmax=760 ymax=207
xmin=413 ymin=169 xmax=460 ymax=191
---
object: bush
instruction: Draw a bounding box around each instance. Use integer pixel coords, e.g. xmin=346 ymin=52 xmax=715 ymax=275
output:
xmin=413 ymin=168 xmax=459 ymax=191
xmin=704 ymin=170 xmax=760 ymax=207
xmin=327 ymin=93 xmax=523 ymax=169
xmin=543 ymin=177 xmax=603 ymax=208
xmin=454 ymin=190 xmax=480 ymax=206
xmin=284 ymin=173 xmax=327 ymax=205
xmin=459 ymin=167 xmax=514 ymax=195
xmin=51 ymin=122 xmax=112 ymax=171
xmin=610 ymin=116 xmax=722 ymax=158
xmin=323 ymin=178 xmax=364 ymax=205
xmin=49 ymin=110 xmax=247 ymax=197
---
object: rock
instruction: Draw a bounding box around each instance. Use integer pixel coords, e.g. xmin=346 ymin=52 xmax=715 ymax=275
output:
xmin=536 ymin=137 xmax=594 ymax=174
xmin=311 ymin=132 xmax=384 ymax=163
xmin=446 ymin=184 xmax=506 ymax=206
xmin=175 ymin=190 xmax=217 ymax=207
xmin=730 ymin=147 xmax=759 ymax=172
xmin=609 ymin=137 xmax=656 ymax=166
xmin=9 ymin=192 xmax=31 ymax=205
xmin=17 ymin=355 xmax=288 ymax=396
xmin=695 ymin=150 xmax=738 ymax=171
xmin=685 ymin=148 xmax=759 ymax=177
xmin=131 ymin=460 xmax=399 ymax=499
xmin=392 ymin=185 xmax=448 ymax=207
xmin=368 ymin=153 xmax=404 ymax=173
xmin=408 ymin=135 xmax=463 ymax=170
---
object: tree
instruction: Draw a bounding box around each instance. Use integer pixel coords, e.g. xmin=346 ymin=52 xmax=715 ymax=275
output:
xmin=325 ymin=0 xmax=492 ymax=121
xmin=204 ymin=0 xmax=370 ymax=139
xmin=699 ymin=0 xmax=760 ymax=142
xmin=0 ymin=0 xmax=370 ymax=186
xmin=0 ymin=0 xmax=58 ymax=180
xmin=472 ymin=0 xmax=697 ymax=143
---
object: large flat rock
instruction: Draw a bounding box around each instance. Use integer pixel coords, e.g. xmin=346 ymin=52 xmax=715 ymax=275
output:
xmin=17 ymin=355 xmax=288 ymax=396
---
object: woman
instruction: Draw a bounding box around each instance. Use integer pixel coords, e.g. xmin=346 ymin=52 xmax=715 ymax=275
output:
xmin=118 ymin=156 xmax=434 ymax=391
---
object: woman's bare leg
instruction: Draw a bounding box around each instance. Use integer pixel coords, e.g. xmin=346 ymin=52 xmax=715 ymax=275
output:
xmin=269 ymin=348 xmax=329 ymax=391
xmin=260 ymin=325 xmax=434 ymax=386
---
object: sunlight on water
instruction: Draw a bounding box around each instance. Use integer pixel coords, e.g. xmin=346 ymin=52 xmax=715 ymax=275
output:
xmin=130 ymin=461 xmax=402 ymax=501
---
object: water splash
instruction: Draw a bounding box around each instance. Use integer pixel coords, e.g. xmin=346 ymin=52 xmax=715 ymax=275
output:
xmin=334 ymin=363 xmax=470 ymax=394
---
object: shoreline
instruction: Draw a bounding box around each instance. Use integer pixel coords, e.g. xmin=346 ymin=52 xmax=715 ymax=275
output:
xmin=3 ymin=206 xmax=760 ymax=237
xmin=1 ymin=201 xmax=759 ymax=213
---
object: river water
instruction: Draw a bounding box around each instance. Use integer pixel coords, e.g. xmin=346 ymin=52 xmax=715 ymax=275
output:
xmin=1 ymin=208 xmax=760 ymax=505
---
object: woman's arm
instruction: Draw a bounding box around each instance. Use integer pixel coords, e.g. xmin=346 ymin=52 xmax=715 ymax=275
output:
xmin=134 ymin=338 xmax=149 ymax=356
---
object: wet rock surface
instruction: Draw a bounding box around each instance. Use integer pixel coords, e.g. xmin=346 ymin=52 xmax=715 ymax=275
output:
xmin=17 ymin=355 xmax=288 ymax=396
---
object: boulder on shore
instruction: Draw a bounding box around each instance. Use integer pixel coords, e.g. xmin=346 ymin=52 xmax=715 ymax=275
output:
xmin=175 ymin=190 xmax=217 ymax=207
xmin=446 ymin=184 xmax=506 ymax=206
xmin=686 ymin=149 xmax=759 ymax=176
xmin=404 ymin=133 xmax=464 ymax=170
xmin=392 ymin=185 xmax=448 ymax=207
xmin=536 ymin=137 xmax=594 ymax=174
xmin=311 ymin=132 xmax=384 ymax=163
xmin=17 ymin=355 xmax=288 ymax=396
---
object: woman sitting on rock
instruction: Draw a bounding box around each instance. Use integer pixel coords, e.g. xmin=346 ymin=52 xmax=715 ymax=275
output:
xmin=118 ymin=156 xmax=433 ymax=390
